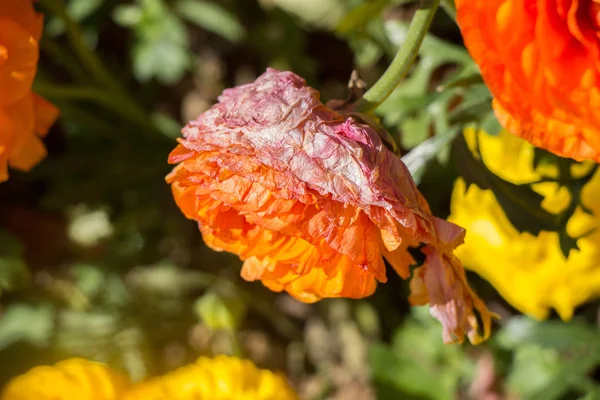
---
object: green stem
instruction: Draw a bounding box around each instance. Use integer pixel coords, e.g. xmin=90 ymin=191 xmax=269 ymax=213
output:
xmin=40 ymin=39 xmax=90 ymax=83
xmin=39 ymin=0 xmax=157 ymax=133
xmin=34 ymin=82 xmax=155 ymax=131
xmin=39 ymin=0 xmax=119 ymax=92
xmin=355 ymin=0 xmax=440 ymax=113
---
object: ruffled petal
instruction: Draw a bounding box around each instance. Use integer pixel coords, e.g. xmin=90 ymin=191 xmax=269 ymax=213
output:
xmin=167 ymin=69 xmax=492 ymax=343
xmin=456 ymin=0 xmax=600 ymax=161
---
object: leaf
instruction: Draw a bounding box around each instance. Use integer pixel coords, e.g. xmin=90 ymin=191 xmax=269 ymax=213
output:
xmin=0 ymin=257 xmax=30 ymax=294
xmin=375 ymin=21 xmax=478 ymax=151
xmin=46 ymin=0 xmax=104 ymax=36
xmin=266 ymin=0 xmax=346 ymax=29
xmin=436 ymin=67 xmax=483 ymax=92
xmin=497 ymin=317 xmax=600 ymax=352
xmin=453 ymin=134 xmax=558 ymax=235
xmin=133 ymin=39 xmax=190 ymax=84
xmin=0 ymin=304 xmax=54 ymax=349
xmin=447 ymin=92 xmax=493 ymax=126
xmin=152 ymin=112 xmax=182 ymax=139
xmin=369 ymin=307 xmax=473 ymax=400
xmin=507 ymin=345 xmax=563 ymax=399
xmin=532 ymin=147 xmax=558 ymax=170
xmin=115 ymin=0 xmax=192 ymax=84
xmin=195 ymin=290 xmax=247 ymax=332
xmin=370 ymin=343 xmax=452 ymax=400
xmin=402 ymin=126 xmax=459 ymax=185
xmin=479 ymin=111 xmax=502 ymax=135
xmin=523 ymin=352 xmax=599 ymax=400
xmin=176 ymin=0 xmax=246 ymax=43
xmin=499 ymin=318 xmax=600 ymax=400
xmin=113 ymin=5 xmax=143 ymax=27
xmin=336 ymin=0 xmax=388 ymax=34
xmin=0 ymin=230 xmax=29 ymax=294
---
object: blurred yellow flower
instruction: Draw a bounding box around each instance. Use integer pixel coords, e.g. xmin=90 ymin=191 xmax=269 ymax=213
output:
xmin=0 ymin=358 xmax=131 ymax=400
xmin=449 ymin=128 xmax=600 ymax=321
xmin=124 ymin=355 xmax=299 ymax=400
xmin=1 ymin=356 xmax=298 ymax=400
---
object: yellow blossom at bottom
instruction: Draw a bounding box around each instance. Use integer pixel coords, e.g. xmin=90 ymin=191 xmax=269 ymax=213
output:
xmin=124 ymin=356 xmax=298 ymax=400
xmin=0 ymin=356 xmax=298 ymax=400
xmin=0 ymin=358 xmax=131 ymax=400
xmin=449 ymin=129 xmax=600 ymax=320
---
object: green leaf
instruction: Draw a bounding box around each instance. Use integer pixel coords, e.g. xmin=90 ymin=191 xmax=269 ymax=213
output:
xmin=195 ymin=290 xmax=247 ymax=333
xmin=0 ymin=304 xmax=54 ymax=349
xmin=336 ymin=0 xmax=388 ymax=34
xmin=532 ymin=147 xmax=558 ymax=170
xmin=132 ymin=16 xmax=190 ymax=84
xmin=479 ymin=110 xmax=503 ymax=136
xmin=507 ymin=345 xmax=563 ymax=398
xmin=499 ymin=318 xmax=600 ymax=400
xmin=115 ymin=0 xmax=192 ymax=84
xmin=0 ymin=230 xmax=29 ymax=294
xmin=113 ymin=5 xmax=143 ymax=27
xmin=0 ymin=257 xmax=30 ymax=294
xmin=370 ymin=343 xmax=454 ymax=400
xmin=447 ymin=92 xmax=493 ymax=126
xmin=46 ymin=0 xmax=104 ymax=36
xmin=453 ymin=134 xmax=558 ymax=235
xmin=369 ymin=307 xmax=473 ymax=400
xmin=375 ymin=22 xmax=478 ymax=152
xmin=402 ymin=126 xmax=459 ymax=185
xmin=152 ymin=112 xmax=182 ymax=139
xmin=176 ymin=0 xmax=246 ymax=43
xmin=523 ymin=352 xmax=599 ymax=400
xmin=497 ymin=317 xmax=600 ymax=352
xmin=436 ymin=67 xmax=483 ymax=92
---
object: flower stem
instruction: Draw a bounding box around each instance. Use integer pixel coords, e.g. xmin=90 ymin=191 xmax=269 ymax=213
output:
xmin=355 ymin=0 xmax=440 ymax=113
xmin=39 ymin=0 xmax=119 ymax=92
xmin=39 ymin=0 xmax=158 ymax=133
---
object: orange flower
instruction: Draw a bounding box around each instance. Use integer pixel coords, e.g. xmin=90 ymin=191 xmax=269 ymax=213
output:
xmin=456 ymin=0 xmax=600 ymax=161
xmin=167 ymin=69 xmax=492 ymax=344
xmin=0 ymin=0 xmax=59 ymax=182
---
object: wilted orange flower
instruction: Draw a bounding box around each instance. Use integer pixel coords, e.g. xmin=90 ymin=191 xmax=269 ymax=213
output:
xmin=456 ymin=0 xmax=600 ymax=161
xmin=167 ymin=69 xmax=492 ymax=344
xmin=0 ymin=0 xmax=59 ymax=182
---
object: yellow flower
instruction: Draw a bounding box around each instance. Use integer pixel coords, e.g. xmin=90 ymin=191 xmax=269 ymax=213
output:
xmin=1 ymin=356 xmax=298 ymax=400
xmin=0 ymin=358 xmax=131 ymax=400
xmin=449 ymin=128 xmax=600 ymax=320
xmin=124 ymin=355 xmax=299 ymax=400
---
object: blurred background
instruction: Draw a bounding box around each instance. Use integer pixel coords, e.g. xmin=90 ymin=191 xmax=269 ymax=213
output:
xmin=1 ymin=0 xmax=599 ymax=399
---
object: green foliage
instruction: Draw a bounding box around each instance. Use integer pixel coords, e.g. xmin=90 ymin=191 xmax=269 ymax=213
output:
xmin=497 ymin=317 xmax=600 ymax=399
xmin=114 ymin=0 xmax=191 ymax=84
xmin=176 ymin=0 xmax=246 ymax=43
xmin=1 ymin=1 xmax=600 ymax=398
xmin=0 ymin=230 xmax=30 ymax=296
xmin=369 ymin=307 xmax=474 ymax=400
xmin=195 ymin=288 xmax=247 ymax=333
xmin=113 ymin=0 xmax=245 ymax=84
xmin=0 ymin=305 xmax=54 ymax=350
